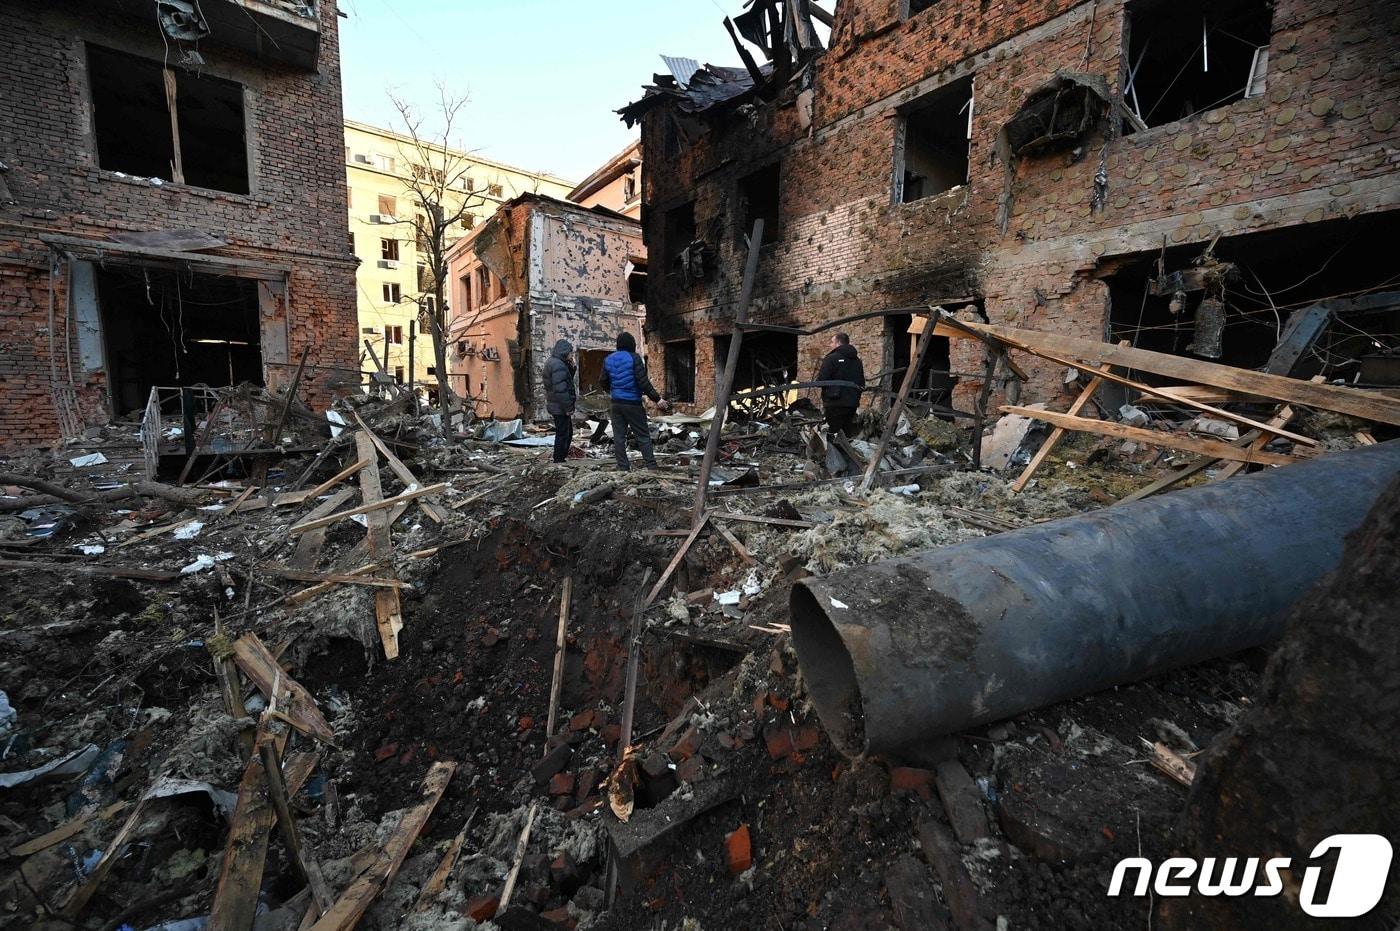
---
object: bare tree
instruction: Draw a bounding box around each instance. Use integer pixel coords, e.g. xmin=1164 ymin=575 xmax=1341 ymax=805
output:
xmin=386 ymin=84 xmax=488 ymax=434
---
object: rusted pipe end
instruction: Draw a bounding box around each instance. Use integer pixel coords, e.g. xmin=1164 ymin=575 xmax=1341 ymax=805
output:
xmin=789 ymin=582 xmax=868 ymax=758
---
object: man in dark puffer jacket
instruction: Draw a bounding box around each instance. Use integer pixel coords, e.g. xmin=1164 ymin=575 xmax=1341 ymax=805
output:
xmin=815 ymin=332 xmax=864 ymax=438
xmin=543 ymin=339 xmax=577 ymax=463
xmin=599 ymin=331 xmax=669 ymax=471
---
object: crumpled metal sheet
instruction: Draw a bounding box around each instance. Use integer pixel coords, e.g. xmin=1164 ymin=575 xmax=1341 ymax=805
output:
xmin=157 ymin=0 xmax=211 ymax=41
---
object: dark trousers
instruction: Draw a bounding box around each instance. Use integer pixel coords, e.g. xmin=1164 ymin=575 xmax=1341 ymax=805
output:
xmin=552 ymin=412 xmax=573 ymax=463
xmin=610 ymin=402 xmax=656 ymax=470
xmin=825 ymin=405 xmax=857 ymax=438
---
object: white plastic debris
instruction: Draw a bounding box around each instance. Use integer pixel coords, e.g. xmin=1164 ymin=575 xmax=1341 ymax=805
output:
xmin=829 ymin=598 xmax=849 ymax=610
xmin=888 ymin=484 xmax=920 ymax=496
xmin=741 ymin=569 xmax=763 ymax=597
xmin=69 ymin=453 xmax=108 ymax=467
xmin=172 ymin=521 xmax=204 ymax=540
xmin=0 ymin=744 xmax=100 ymax=788
xmin=74 ymin=543 xmax=106 ymax=555
xmin=180 ymin=552 xmax=234 ymax=575
xmin=714 ymin=590 xmax=741 ymax=606
xmin=327 ymin=409 xmax=348 ymax=438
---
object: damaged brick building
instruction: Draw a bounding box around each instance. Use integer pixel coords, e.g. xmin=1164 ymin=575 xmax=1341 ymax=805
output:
xmin=624 ymin=0 xmax=1400 ymax=414
xmin=0 ymin=0 xmax=359 ymax=450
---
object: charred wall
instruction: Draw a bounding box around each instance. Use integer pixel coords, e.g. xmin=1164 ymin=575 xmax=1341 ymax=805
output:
xmin=638 ymin=0 xmax=1400 ymax=411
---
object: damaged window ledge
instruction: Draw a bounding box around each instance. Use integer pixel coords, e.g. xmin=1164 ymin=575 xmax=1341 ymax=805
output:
xmin=898 ymin=184 xmax=969 ymax=209
xmin=97 ymin=169 xmax=260 ymax=205
xmin=1119 ymin=94 xmax=1266 ymax=142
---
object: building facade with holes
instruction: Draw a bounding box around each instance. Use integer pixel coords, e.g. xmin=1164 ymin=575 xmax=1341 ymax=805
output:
xmin=443 ymin=194 xmax=647 ymax=421
xmin=0 ymin=0 xmax=361 ymax=451
xmin=626 ymin=0 xmax=1400 ymax=416
xmin=344 ymin=120 xmax=576 ymax=392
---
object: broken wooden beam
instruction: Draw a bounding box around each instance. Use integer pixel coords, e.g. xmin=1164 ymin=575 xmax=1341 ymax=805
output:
xmin=1011 ymin=343 xmax=1126 ymax=493
xmin=1000 ymin=407 xmax=1301 ymax=466
xmin=0 ymin=559 xmax=180 ymax=581
xmin=231 ymin=633 xmax=336 ymax=744
xmin=967 ymin=321 xmax=1400 ymax=426
xmin=354 ymin=432 xmax=405 ymax=660
xmin=309 ymin=761 xmax=455 ymax=931
xmin=644 ymin=514 xmax=709 ymax=608
xmin=546 ymin=577 xmax=572 ymax=742
xmin=287 ymin=482 xmax=449 ymax=535
xmin=349 ymin=410 xmax=448 ymax=523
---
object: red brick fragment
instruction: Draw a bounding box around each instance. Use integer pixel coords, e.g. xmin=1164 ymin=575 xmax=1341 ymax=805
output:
xmin=373 ymin=742 xmax=398 ymax=763
xmin=889 ymin=766 xmax=935 ymax=799
xmin=467 ymin=895 xmax=499 ymax=921
xmin=549 ymin=772 xmax=576 ymax=796
xmin=725 ymin=824 xmax=753 ymax=875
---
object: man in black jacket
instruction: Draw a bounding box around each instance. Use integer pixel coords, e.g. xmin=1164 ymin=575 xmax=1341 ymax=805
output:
xmin=816 ymin=332 xmax=864 ymax=438
xmin=543 ymin=339 xmax=577 ymax=463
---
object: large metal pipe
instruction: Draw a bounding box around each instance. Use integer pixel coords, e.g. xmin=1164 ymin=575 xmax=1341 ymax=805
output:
xmin=790 ymin=442 xmax=1400 ymax=758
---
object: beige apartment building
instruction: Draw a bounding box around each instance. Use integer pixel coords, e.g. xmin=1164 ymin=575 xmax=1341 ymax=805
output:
xmin=568 ymin=139 xmax=642 ymax=219
xmin=344 ymin=119 xmax=574 ymax=389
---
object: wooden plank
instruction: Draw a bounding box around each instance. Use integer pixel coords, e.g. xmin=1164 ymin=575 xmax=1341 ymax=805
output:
xmin=1001 ymin=407 xmax=1301 ymax=466
xmin=715 ymin=523 xmax=757 ymax=566
xmin=861 ymin=307 xmax=943 ymax=492
xmin=711 ymin=513 xmax=816 ymax=529
xmin=9 ymin=801 xmax=129 ymax=858
xmin=309 ymin=761 xmax=455 ymax=931
xmin=356 ymin=432 xmax=403 ymax=661
xmin=1011 ymin=344 xmax=1126 ymax=493
xmin=349 ymin=410 xmax=448 ymax=524
xmin=644 ymin=513 xmax=710 ymax=608
xmin=290 ymin=457 xmax=371 ymax=505
xmin=1148 ymin=385 xmax=1269 ymax=405
xmin=209 ymin=728 xmax=278 ymax=931
xmin=1216 ymin=404 xmax=1298 ymax=480
xmin=693 ymin=218 xmax=764 ymax=527
xmin=290 ymin=488 xmax=356 ymax=570
xmin=970 ymin=321 xmax=1400 ymax=426
xmin=231 ymin=633 xmax=335 ymax=744
xmin=618 ymin=569 xmax=653 ymax=756
xmin=996 ymin=339 xmax=1316 ymax=447
xmin=545 ymin=577 xmax=572 ymax=741
xmin=61 ymin=797 xmax=149 ymax=918
xmin=0 ymin=559 xmax=180 ymax=581
xmin=262 ymin=566 xmax=412 ymax=590
xmin=498 ymin=802 xmax=538 ymax=912
xmin=413 ymin=809 xmax=475 ymax=912
xmin=287 ymin=483 xmax=450 ymax=535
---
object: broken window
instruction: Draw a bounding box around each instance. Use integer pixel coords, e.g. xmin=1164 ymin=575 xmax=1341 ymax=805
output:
xmin=378 ymin=194 xmax=397 ymax=218
xmin=577 ymin=349 xmax=610 ymax=396
xmin=382 ymin=283 xmax=401 ymax=303
xmin=394 ymin=366 xmax=405 ymax=384
xmin=665 ymin=340 xmax=696 ymax=403
xmin=87 ymin=44 xmax=249 ymax=194
xmin=96 ymin=266 xmax=262 ymax=415
xmin=488 ymin=183 xmax=504 ymax=198
xmin=460 ymin=215 xmax=476 ymax=230
xmin=895 ymin=77 xmax=973 ymax=203
xmin=623 ymin=174 xmax=638 ymax=203
xmin=460 ymin=274 xmax=474 ymax=313
xmin=905 ymin=0 xmax=939 ymax=16
xmin=887 ymin=313 xmax=956 ymax=408
xmin=1123 ymin=0 xmax=1272 ymax=130
xmin=627 ymin=259 xmax=648 ymax=304
xmin=381 ymin=238 xmax=399 ymax=262
xmin=663 ymin=202 xmax=696 ymax=272
xmin=737 ymin=162 xmax=782 ymax=245
xmin=713 ymin=332 xmax=798 ymax=392
xmin=475 ymin=267 xmax=491 ymax=305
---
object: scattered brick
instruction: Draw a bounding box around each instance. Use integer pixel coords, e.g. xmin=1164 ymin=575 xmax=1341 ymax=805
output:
xmin=373 ymin=742 xmax=398 ymax=763
xmin=549 ymin=771 xmax=576 ymax=796
xmin=669 ymin=725 xmax=702 ymax=761
xmin=725 ymin=824 xmax=752 ymax=875
xmin=466 ymin=895 xmax=499 ymax=921
xmin=889 ymin=766 xmax=935 ymax=799
xmin=674 ymin=755 xmax=703 ymax=783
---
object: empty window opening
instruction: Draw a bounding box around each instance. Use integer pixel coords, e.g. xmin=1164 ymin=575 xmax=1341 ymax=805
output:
xmin=737 ymin=161 xmax=782 ymax=245
xmin=897 ymin=77 xmax=973 ymax=203
xmin=577 ymin=349 xmax=611 ymax=396
xmin=394 ymin=366 xmax=405 ymax=384
xmin=460 ymin=274 xmax=474 ymax=312
xmin=887 ymin=313 xmax=956 ymax=408
xmin=905 ymin=0 xmax=940 ymax=16
xmin=713 ymin=332 xmax=799 ymax=392
xmin=1123 ymin=0 xmax=1272 ymax=130
xmin=87 ymin=45 xmax=248 ymax=194
xmin=665 ymin=340 xmax=697 ymax=403
xmin=627 ymin=259 xmax=648 ymax=304
xmin=1106 ymin=214 xmax=1400 ymax=386
xmin=381 ymin=238 xmax=399 ymax=261
xmin=663 ymin=202 xmax=696 ymax=271
xmin=97 ymin=266 xmax=262 ymax=415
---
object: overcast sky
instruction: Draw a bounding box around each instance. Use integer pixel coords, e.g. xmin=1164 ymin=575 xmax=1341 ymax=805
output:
xmin=338 ymin=0 xmax=745 ymax=183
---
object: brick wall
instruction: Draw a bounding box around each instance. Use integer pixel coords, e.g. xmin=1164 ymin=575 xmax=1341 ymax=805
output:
xmin=0 ymin=0 xmax=358 ymax=450
xmin=639 ymin=0 xmax=1400 ymax=413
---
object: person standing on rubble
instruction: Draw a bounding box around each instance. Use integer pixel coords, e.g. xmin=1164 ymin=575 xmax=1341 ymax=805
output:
xmin=817 ymin=331 xmax=864 ymax=438
xmin=599 ymin=331 xmax=669 ymax=471
xmin=544 ymin=338 xmax=577 ymax=464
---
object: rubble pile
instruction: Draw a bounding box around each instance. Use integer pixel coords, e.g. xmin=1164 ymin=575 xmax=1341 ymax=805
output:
xmin=1 ymin=363 xmax=1396 ymax=930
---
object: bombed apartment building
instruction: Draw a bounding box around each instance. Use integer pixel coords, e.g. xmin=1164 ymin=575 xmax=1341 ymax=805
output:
xmin=0 ymin=0 xmax=358 ymax=451
xmin=624 ymin=0 xmax=1400 ymax=415
xmin=444 ymin=193 xmax=647 ymax=420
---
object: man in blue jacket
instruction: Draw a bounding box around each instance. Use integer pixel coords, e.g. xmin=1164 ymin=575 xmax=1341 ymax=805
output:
xmin=598 ymin=331 xmax=669 ymax=471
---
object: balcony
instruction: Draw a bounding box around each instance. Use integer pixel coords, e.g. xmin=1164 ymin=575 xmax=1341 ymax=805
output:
xmin=135 ymin=0 xmax=321 ymax=71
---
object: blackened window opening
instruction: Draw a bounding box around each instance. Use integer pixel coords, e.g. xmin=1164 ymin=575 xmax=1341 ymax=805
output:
xmin=898 ymin=76 xmax=972 ymax=202
xmin=1124 ymin=0 xmax=1272 ymax=130
xmin=97 ymin=267 xmax=262 ymax=416
xmin=713 ymin=332 xmax=798 ymax=392
xmin=663 ymin=202 xmax=696 ymax=270
xmin=665 ymin=340 xmax=696 ymax=402
xmin=738 ymin=161 xmax=782 ymax=245
xmin=907 ymin=0 xmax=940 ymax=16
xmin=887 ymin=314 xmax=956 ymax=408
xmin=87 ymin=45 xmax=249 ymax=194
